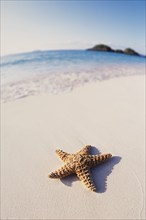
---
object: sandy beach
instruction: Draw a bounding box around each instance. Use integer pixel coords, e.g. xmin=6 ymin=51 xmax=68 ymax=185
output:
xmin=1 ymin=75 xmax=145 ymax=219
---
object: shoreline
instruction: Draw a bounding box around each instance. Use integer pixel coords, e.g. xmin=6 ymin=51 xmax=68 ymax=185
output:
xmin=1 ymin=73 xmax=145 ymax=104
xmin=1 ymin=75 xmax=145 ymax=219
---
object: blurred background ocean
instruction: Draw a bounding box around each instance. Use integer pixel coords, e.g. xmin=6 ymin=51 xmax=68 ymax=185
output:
xmin=1 ymin=50 xmax=145 ymax=102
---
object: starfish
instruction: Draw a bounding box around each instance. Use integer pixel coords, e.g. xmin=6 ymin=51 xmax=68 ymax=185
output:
xmin=49 ymin=145 xmax=112 ymax=192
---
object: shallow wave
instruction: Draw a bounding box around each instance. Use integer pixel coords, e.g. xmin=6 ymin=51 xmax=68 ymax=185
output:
xmin=1 ymin=63 xmax=145 ymax=103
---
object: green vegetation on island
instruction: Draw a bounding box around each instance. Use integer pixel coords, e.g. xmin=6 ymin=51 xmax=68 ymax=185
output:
xmin=87 ymin=44 xmax=141 ymax=56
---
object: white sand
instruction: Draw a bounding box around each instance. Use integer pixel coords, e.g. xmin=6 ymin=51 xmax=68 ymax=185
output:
xmin=1 ymin=75 xmax=145 ymax=219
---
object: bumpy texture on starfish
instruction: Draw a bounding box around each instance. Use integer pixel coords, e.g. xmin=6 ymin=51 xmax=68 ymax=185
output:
xmin=49 ymin=145 xmax=112 ymax=192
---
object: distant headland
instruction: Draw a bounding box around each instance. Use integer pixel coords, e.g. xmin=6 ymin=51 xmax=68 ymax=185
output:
xmin=87 ymin=44 xmax=142 ymax=56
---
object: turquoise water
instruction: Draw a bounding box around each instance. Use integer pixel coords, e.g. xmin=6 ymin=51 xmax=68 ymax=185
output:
xmin=1 ymin=50 xmax=145 ymax=102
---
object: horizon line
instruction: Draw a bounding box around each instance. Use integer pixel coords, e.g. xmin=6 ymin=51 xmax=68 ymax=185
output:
xmin=1 ymin=45 xmax=146 ymax=57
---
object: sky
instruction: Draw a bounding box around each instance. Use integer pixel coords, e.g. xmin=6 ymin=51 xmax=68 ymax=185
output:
xmin=1 ymin=0 xmax=145 ymax=56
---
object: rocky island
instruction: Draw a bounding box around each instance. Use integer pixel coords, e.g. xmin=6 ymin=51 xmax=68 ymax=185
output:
xmin=87 ymin=44 xmax=140 ymax=56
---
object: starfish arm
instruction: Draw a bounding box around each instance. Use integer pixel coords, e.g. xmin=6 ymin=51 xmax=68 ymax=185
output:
xmin=55 ymin=149 xmax=71 ymax=162
xmin=76 ymin=165 xmax=96 ymax=192
xmin=49 ymin=163 xmax=74 ymax=178
xmin=77 ymin=145 xmax=91 ymax=155
xmin=88 ymin=154 xmax=112 ymax=167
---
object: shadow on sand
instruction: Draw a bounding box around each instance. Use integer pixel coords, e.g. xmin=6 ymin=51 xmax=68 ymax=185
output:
xmin=61 ymin=146 xmax=121 ymax=193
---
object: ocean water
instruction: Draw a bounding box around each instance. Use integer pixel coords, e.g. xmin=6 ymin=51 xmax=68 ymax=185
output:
xmin=1 ymin=50 xmax=145 ymax=102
